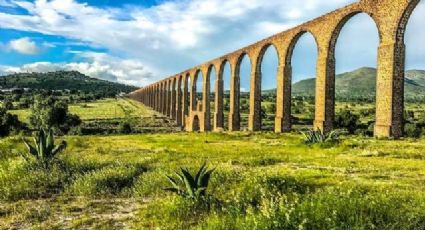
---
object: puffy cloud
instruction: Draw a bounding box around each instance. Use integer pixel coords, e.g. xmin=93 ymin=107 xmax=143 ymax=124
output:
xmin=0 ymin=0 xmax=424 ymax=86
xmin=0 ymin=0 xmax=360 ymax=76
xmin=8 ymin=37 xmax=40 ymax=55
xmin=0 ymin=52 xmax=154 ymax=86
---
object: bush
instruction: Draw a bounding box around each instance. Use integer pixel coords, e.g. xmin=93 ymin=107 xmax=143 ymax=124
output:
xmin=0 ymin=107 xmax=23 ymax=137
xmin=404 ymin=123 xmax=421 ymax=138
xmin=118 ymin=121 xmax=132 ymax=134
xmin=334 ymin=110 xmax=360 ymax=134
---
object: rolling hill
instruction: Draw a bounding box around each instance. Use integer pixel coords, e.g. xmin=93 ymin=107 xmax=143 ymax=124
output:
xmin=291 ymin=67 xmax=425 ymax=101
xmin=0 ymin=71 xmax=138 ymax=94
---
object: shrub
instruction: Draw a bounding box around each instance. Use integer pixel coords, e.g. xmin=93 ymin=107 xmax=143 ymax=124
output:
xmin=0 ymin=107 xmax=23 ymax=137
xmin=118 ymin=121 xmax=132 ymax=134
xmin=404 ymin=123 xmax=420 ymax=138
xmin=334 ymin=110 xmax=360 ymax=134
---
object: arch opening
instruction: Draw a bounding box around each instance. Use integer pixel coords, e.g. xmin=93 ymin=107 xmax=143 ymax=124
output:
xmin=289 ymin=31 xmax=318 ymax=131
xmin=332 ymin=12 xmax=380 ymax=136
xmin=221 ymin=60 xmax=231 ymax=130
xmin=192 ymin=115 xmax=200 ymax=132
xmin=404 ymin=1 xmax=425 ymax=138
xmin=259 ymin=44 xmax=279 ymax=131
xmin=183 ymin=74 xmax=191 ymax=120
xmin=194 ymin=70 xmax=204 ymax=111
xmin=237 ymin=53 xmax=251 ymax=131
xmin=208 ymin=65 xmax=217 ymax=127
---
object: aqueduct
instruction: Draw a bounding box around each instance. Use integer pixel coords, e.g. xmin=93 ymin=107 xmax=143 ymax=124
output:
xmin=128 ymin=0 xmax=420 ymax=138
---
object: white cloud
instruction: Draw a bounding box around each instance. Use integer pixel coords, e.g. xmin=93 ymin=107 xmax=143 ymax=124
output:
xmin=0 ymin=0 xmax=424 ymax=86
xmin=0 ymin=52 xmax=154 ymax=86
xmin=8 ymin=37 xmax=40 ymax=55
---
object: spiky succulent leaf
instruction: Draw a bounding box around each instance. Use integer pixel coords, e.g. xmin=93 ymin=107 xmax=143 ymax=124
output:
xmin=23 ymin=138 xmax=38 ymax=157
xmin=51 ymin=141 xmax=67 ymax=157
xmin=46 ymin=129 xmax=55 ymax=156
xmin=194 ymin=162 xmax=207 ymax=187
xmin=181 ymin=168 xmax=196 ymax=198
xmin=164 ymin=188 xmax=186 ymax=196
xmin=166 ymin=175 xmax=180 ymax=190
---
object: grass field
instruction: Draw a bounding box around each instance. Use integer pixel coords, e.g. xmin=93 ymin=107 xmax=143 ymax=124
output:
xmin=1 ymin=131 xmax=425 ymax=229
xmin=2 ymin=100 xmax=425 ymax=229
xmin=9 ymin=98 xmax=158 ymax=122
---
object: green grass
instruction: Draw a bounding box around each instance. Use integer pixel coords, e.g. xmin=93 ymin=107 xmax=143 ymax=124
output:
xmin=1 ymin=132 xmax=425 ymax=229
xmin=9 ymin=98 xmax=159 ymax=122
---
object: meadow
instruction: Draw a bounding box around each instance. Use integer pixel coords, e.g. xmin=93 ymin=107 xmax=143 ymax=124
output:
xmin=1 ymin=101 xmax=425 ymax=229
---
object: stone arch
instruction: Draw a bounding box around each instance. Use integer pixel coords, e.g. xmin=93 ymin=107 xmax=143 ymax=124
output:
xmin=235 ymin=52 xmax=252 ymax=130
xmin=192 ymin=115 xmax=200 ymax=132
xmin=192 ymin=69 xmax=204 ymax=111
xmin=396 ymin=0 xmax=420 ymax=44
xmin=182 ymin=74 xmax=191 ymax=123
xmin=256 ymin=43 xmax=280 ymax=131
xmin=285 ymin=30 xmax=319 ymax=65
xmin=207 ymin=64 xmax=217 ymax=126
xmin=283 ymin=30 xmax=320 ymax=131
xmin=171 ymin=78 xmax=177 ymax=119
xmin=329 ymin=11 xmax=381 ymax=134
xmin=219 ymin=59 xmax=232 ymax=130
xmin=328 ymin=11 xmax=382 ymax=61
xmin=176 ymin=75 xmax=183 ymax=126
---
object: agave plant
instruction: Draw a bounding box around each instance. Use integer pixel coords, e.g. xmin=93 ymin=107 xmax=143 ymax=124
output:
xmin=21 ymin=128 xmax=67 ymax=169
xmin=165 ymin=163 xmax=214 ymax=200
xmin=301 ymin=128 xmax=339 ymax=144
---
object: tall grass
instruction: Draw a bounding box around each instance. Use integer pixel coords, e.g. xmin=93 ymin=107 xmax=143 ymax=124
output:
xmin=1 ymin=132 xmax=425 ymax=228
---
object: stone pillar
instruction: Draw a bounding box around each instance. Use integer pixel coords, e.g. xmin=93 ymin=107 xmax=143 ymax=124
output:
xmin=149 ymin=88 xmax=153 ymax=107
xmin=166 ymin=81 xmax=172 ymax=117
xmin=176 ymin=77 xmax=183 ymax=126
xmin=182 ymin=76 xmax=189 ymax=127
xmin=214 ymin=65 xmax=224 ymax=131
xmin=151 ymin=87 xmax=154 ymax=108
xmin=229 ymin=61 xmax=240 ymax=131
xmin=164 ymin=82 xmax=168 ymax=115
xmin=314 ymin=49 xmax=334 ymax=133
xmin=158 ymin=84 xmax=162 ymax=113
xmin=374 ymin=40 xmax=405 ymax=138
xmin=249 ymin=59 xmax=261 ymax=131
xmin=275 ymin=62 xmax=292 ymax=133
xmin=171 ymin=79 xmax=177 ymax=119
xmin=156 ymin=85 xmax=160 ymax=112
xmin=162 ymin=83 xmax=167 ymax=115
xmin=202 ymin=70 xmax=211 ymax=131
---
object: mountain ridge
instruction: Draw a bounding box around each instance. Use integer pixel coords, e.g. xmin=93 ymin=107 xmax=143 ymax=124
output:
xmin=0 ymin=71 xmax=138 ymax=95
xmin=290 ymin=67 xmax=425 ymax=101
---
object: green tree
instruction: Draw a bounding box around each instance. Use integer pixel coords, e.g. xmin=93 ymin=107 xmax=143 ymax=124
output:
xmin=0 ymin=107 xmax=23 ymax=137
xmin=29 ymin=95 xmax=81 ymax=134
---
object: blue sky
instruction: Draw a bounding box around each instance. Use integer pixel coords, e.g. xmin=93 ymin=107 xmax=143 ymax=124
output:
xmin=0 ymin=0 xmax=424 ymax=88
